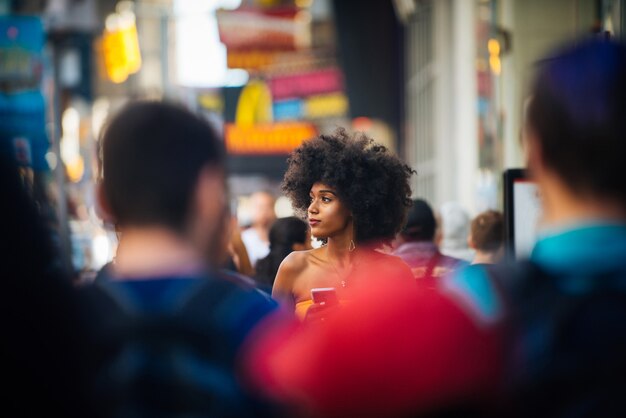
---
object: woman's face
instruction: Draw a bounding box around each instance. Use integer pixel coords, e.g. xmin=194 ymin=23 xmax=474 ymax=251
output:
xmin=307 ymin=182 xmax=352 ymax=239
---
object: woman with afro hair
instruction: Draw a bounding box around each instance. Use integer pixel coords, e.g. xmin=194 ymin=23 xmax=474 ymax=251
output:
xmin=272 ymin=128 xmax=415 ymax=319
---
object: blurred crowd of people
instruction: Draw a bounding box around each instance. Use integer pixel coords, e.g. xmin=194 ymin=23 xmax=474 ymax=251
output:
xmin=4 ymin=36 xmax=626 ymax=418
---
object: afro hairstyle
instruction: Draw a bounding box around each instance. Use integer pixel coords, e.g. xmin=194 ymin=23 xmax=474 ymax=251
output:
xmin=282 ymin=128 xmax=414 ymax=244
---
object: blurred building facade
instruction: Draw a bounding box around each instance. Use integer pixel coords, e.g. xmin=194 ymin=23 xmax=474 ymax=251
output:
xmin=400 ymin=0 xmax=624 ymax=214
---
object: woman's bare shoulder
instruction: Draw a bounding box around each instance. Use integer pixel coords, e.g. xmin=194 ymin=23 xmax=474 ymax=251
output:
xmin=279 ymin=249 xmax=315 ymax=273
xmin=272 ymin=249 xmax=320 ymax=304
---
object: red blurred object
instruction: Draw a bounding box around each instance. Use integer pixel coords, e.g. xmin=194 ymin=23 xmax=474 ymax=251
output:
xmin=245 ymin=270 xmax=505 ymax=418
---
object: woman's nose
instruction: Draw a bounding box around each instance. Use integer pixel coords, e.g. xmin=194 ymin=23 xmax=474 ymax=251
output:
xmin=308 ymin=199 xmax=318 ymax=214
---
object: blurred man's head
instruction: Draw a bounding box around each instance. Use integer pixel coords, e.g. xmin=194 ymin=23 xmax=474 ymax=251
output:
xmin=469 ymin=210 xmax=504 ymax=251
xmin=525 ymin=38 xmax=626 ymax=221
xmin=99 ymin=101 xmax=227 ymax=257
xmin=469 ymin=210 xmax=504 ymax=263
xmin=249 ymin=191 xmax=276 ymax=229
xmin=400 ymin=199 xmax=437 ymax=243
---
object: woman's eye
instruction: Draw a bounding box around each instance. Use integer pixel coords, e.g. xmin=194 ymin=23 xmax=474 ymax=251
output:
xmin=322 ymin=197 xmax=331 ymax=203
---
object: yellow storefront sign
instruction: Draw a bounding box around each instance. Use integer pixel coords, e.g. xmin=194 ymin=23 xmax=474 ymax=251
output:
xmin=102 ymin=11 xmax=142 ymax=84
xmin=235 ymin=80 xmax=273 ymax=126
xmin=304 ymin=92 xmax=348 ymax=119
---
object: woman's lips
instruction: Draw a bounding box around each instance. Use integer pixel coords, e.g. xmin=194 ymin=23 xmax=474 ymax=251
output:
xmin=309 ymin=219 xmax=320 ymax=227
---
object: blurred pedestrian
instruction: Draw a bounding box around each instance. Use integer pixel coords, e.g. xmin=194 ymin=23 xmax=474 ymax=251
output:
xmin=468 ymin=209 xmax=504 ymax=265
xmin=78 ymin=101 xmax=279 ymax=418
xmin=242 ymin=191 xmax=277 ymax=268
xmin=445 ymin=37 xmax=626 ymax=416
xmin=0 ymin=153 xmax=96 ymax=418
xmin=438 ymin=201 xmax=475 ymax=262
xmin=393 ymin=198 xmax=468 ymax=279
xmin=225 ymin=215 xmax=255 ymax=277
xmin=254 ymin=216 xmax=312 ymax=293
xmin=272 ymin=128 xmax=414 ymax=320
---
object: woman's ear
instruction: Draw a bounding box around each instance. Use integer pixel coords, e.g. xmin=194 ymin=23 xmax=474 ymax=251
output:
xmin=95 ymin=182 xmax=116 ymax=225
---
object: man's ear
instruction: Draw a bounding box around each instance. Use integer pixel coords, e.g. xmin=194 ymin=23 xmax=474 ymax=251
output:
xmin=467 ymin=234 xmax=476 ymax=250
xmin=195 ymin=167 xmax=226 ymax=223
xmin=523 ymin=119 xmax=545 ymax=179
xmin=95 ymin=182 xmax=116 ymax=224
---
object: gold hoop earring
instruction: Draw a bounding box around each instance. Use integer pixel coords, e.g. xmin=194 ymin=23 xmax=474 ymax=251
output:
xmin=349 ymin=239 xmax=356 ymax=252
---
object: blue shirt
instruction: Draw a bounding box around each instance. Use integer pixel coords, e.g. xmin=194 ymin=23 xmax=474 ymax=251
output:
xmin=441 ymin=224 xmax=626 ymax=325
xmin=80 ymin=271 xmax=279 ymax=418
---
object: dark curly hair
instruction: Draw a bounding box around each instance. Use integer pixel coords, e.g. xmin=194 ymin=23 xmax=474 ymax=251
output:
xmin=282 ymin=128 xmax=414 ymax=244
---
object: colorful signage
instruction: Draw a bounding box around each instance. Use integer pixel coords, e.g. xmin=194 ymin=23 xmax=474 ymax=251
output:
xmin=227 ymin=48 xmax=330 ymax=72
xmin=227 ymin=50 xmax=280 ymax=71
xmin=273 ymin=92 xmax=348 ymax=121
xmin=0 ymin=17 xmax=48 ymax=171
xmin=269 ymin=67 xmax=343 ymax=100
xmin=216 ymin=7 xmax=311 ymax=51
xmin=0 ymin=16 xmax=44 ymax=90
xmin=102 ymin=11 xmax=141 ymax=84
xmin=225 ymin=122 xmax=316 ymax=155
xmin=304 ymin=92 xmax=348 ymax=119
xmin=0 ymin=91 xmax=49 ymax=170
xmin=235 ymin=80 xmax=273 ymax=126
xmin=273 ymin=98 xmax=303 ymax=121
xmin=197 ymin=91 xmax=223 ymax=113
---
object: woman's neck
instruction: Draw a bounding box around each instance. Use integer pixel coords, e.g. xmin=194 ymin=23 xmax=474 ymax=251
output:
xmin=325 ymin=236 xmax=355 ymax=267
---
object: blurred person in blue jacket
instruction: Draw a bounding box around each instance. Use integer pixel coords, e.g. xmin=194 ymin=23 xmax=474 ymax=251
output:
xmin=78 ymin=101 xmax=279 ymax=418
xmin=441 ymin=36 xmax=626 ymax=417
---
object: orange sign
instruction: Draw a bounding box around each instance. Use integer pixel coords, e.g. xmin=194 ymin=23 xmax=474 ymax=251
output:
xmin=227 ymin=50 xmax=279 ymax=71
xmin=225 ymin=122 xmax=316 ymax=155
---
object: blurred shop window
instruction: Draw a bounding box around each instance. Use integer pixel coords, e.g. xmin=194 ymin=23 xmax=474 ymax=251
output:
xmin=175 ymin=0 xmax=247 ymax=87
